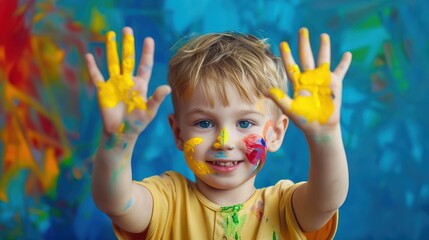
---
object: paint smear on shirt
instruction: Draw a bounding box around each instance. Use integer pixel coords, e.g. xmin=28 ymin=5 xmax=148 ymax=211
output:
xmin=221 ymin=204 xmax=246 ymax=239
xmin=184 ymin=137 xmax=213 ymax=175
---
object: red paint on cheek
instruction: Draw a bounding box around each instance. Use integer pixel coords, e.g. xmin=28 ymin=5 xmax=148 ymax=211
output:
xmin=244 ymin=134 xmax=267 ymax=165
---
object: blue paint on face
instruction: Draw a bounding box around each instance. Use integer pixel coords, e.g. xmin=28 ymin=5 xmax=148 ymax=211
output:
xmin=214 ymin=151 xmax=227 ymax=158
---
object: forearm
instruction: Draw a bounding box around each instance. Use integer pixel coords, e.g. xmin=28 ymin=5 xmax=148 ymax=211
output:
xmin=92 ymin=132 xmax=138 ymax=215
xmin=304 ymin=125 xmax=349 ymax=212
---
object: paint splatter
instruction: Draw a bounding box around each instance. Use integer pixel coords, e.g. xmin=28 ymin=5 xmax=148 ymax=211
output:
xmin=184 ymin=137 xmax=212 ymax=175
xmin=251 ymin=200 xmax=264 ymax=221
xmin=244 ymin=134 xmax=267 ymax=166
xmin=122 ymin=197 xmax=134 ymax=212
xmin=221 ymin=204 xmax=246 ymax=240
xmin=103 ymin=134 xmax=119 ymax=150
xmin=214 ymin=151 xmax=227 ymax=159
xmin=213 ymin=128 xmax=228 ymax=149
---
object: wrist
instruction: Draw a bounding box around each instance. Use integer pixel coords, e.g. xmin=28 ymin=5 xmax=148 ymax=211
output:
xmin=304 ymin=124 xmax=342 ymax=145
xmin=98 ymin=131 xmax=138 ymax=155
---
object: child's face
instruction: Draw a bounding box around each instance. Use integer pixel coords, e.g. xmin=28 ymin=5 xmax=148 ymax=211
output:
xmin=170 ymin=82 xmax=283 ymax=190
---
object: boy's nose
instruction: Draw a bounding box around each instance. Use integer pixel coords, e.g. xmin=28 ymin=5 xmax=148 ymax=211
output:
xmin=212 ymin=128 xmax=235 ymax=150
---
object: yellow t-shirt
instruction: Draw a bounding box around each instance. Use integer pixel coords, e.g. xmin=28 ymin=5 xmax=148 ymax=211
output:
xmin=113 ymin=171 xmax=337 ymax=240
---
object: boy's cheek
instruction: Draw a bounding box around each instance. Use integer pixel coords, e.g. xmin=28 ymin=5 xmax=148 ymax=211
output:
xmin=183 ymin=137 xmax=213 ymax=175
xmin=243 ymin=134 xmax=267 ymax=166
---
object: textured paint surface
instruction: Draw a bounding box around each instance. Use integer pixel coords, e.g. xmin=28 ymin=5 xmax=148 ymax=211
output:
xmin=184 ymin=137 xmax=213 ymax=175
xmin=221 ymin=204 xmax=246 ymax=239
xmin=268 ymin=88 xmax=286 ymax=102
xmin=270 ymin=63 xmax=334 ymax=124
xmin=290 ymin=63 xmax=333 ymax=124
xmin=1 ymin=0 xmax=428 ymax=239
xmin=97 ymin=31 xmax=147 ymax=113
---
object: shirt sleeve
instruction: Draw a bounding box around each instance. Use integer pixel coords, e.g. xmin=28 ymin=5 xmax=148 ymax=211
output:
xmin=113 ymin=171 xmax=179 ymax=240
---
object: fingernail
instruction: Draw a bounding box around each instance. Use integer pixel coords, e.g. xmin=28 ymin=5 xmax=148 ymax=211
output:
xmin=300 ymin=28 xmax=309 ymax=39
xmin=321 ymin=34 xmax=329 ymax=42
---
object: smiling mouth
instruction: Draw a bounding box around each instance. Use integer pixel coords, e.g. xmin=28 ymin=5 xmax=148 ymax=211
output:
xmin=207 ymin=161 xmax=241 ymax=167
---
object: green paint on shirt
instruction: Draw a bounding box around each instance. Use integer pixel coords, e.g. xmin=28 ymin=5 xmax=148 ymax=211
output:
xmin=221 ymin=204 xmax=246 ymax=240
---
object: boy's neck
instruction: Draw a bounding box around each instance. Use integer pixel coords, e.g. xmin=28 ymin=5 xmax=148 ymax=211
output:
xmin=195 ymin=177 xmax=257 ymax=206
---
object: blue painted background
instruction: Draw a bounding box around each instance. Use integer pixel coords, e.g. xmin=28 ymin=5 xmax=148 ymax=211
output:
xmin=1 ymin=0 xmax=428 ymax=239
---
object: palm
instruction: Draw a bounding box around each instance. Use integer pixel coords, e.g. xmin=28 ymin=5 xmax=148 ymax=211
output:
xmin=99 ymin=76 xmax=150 ymax=135
xmin=268 ymin=28 xmax=352 ymax=134
xmin=85 ymin=27 xmax=170 ymax=137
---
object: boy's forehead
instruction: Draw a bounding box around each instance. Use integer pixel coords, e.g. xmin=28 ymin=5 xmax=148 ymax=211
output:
xmin=176 ymin=85 xmax=271 ymax=114
xmin=190 ymin=81 xmax=258 ymax=105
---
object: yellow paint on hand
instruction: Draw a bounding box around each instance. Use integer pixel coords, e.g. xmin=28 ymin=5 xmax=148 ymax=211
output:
xmin=268 ymin=88 xmax=286 ymax=101
xmin=184 ymin=137 xmax=213 ymax=175
xmin=213 ymin=128 xmax=228 ymax=149
xmin=118 ymin=122 xmax=125 ymax=134
xmin=300 ymin=28 xmax=309 ymax=39
xmin=287 ymin=64 xmax=301 ymax=77
xmin=280 ymin=42 xmax=291 ymax=53
xmin=291 ymin=63 xmax=333 ymax=124
xmin=321 ymin=34 xmax=329 ymax=43
xmin=97 ymin=31 xmax=147 ymax=113
xmin=106 ymin=31 xmax=120 ymax=76
xmin=122 ymin=33 xmax=135 ymax=76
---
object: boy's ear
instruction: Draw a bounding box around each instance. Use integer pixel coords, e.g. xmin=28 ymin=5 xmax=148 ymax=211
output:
xmin=267 ymin=115 xmax=288 ymax=152
xmin=168 ymin=114 xmax=184 ymax=151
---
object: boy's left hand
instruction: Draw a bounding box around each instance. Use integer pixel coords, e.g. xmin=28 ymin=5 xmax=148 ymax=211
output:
xmin=266 ymin=27 xmax=352 ymax=135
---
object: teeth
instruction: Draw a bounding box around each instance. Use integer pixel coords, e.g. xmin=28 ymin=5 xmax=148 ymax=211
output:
xmin=211 ymin=161 xmax=238 ymax=167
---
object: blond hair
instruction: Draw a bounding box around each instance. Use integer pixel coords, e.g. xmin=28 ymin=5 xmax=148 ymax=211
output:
xmin=168 ymin=32 xmax=287 ymax=118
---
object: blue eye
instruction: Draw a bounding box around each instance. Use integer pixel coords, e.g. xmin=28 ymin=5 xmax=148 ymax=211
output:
xmin=237 ymin=121 xmax=253 ymax=129
xmin=197 ymin=120 xmax=214 ymax=128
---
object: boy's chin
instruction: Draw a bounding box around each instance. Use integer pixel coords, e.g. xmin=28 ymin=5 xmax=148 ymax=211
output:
xmin=195 ymin=173 xmax=256 ymax=190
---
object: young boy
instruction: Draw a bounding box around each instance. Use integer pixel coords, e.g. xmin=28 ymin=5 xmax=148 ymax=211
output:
xmin=85 ymin=26 xmax=351 ymax=239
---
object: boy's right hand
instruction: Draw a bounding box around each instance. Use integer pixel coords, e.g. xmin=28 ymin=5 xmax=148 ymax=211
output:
xmin=85 ymin=27 xmax=171 ymax=138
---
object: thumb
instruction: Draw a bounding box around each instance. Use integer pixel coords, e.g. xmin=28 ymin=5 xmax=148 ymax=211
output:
xmin=146 ymin=85 xmax=171 ymax=115
xmin=264 ymin=88 xmax=293 ymax=116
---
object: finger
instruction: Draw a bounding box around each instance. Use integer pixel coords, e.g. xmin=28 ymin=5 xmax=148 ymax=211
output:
xmin=137 ymin=37 xmax=155 ymax=82
xmin=85 ymin=53 xmax=105 ymax=87
xmin=122 ymin=27 xmax=135 ymax=76
xmin=333 ymin=52 xmax=352 ymax=80
xmin=106 ymin=31 xmax=120 ymax=77
xmin=317 ymin=33 xmax=331 ymax=67
xmin=146 ymin=85 xmax=171 ymax=114
xmin=264 ymin=88 xmax=293 ymax=116
xmin=298 ymin=27 xmax=315 ymax=71
xmin=279 ymin=41 xmax=300 ymax=85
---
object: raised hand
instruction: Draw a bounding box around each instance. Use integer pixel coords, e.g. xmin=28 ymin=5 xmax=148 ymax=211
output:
xmin=266 ymin=28 xmax=352 ymax=134
xmin=85 ymin=27 xmax=171 ymax=137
